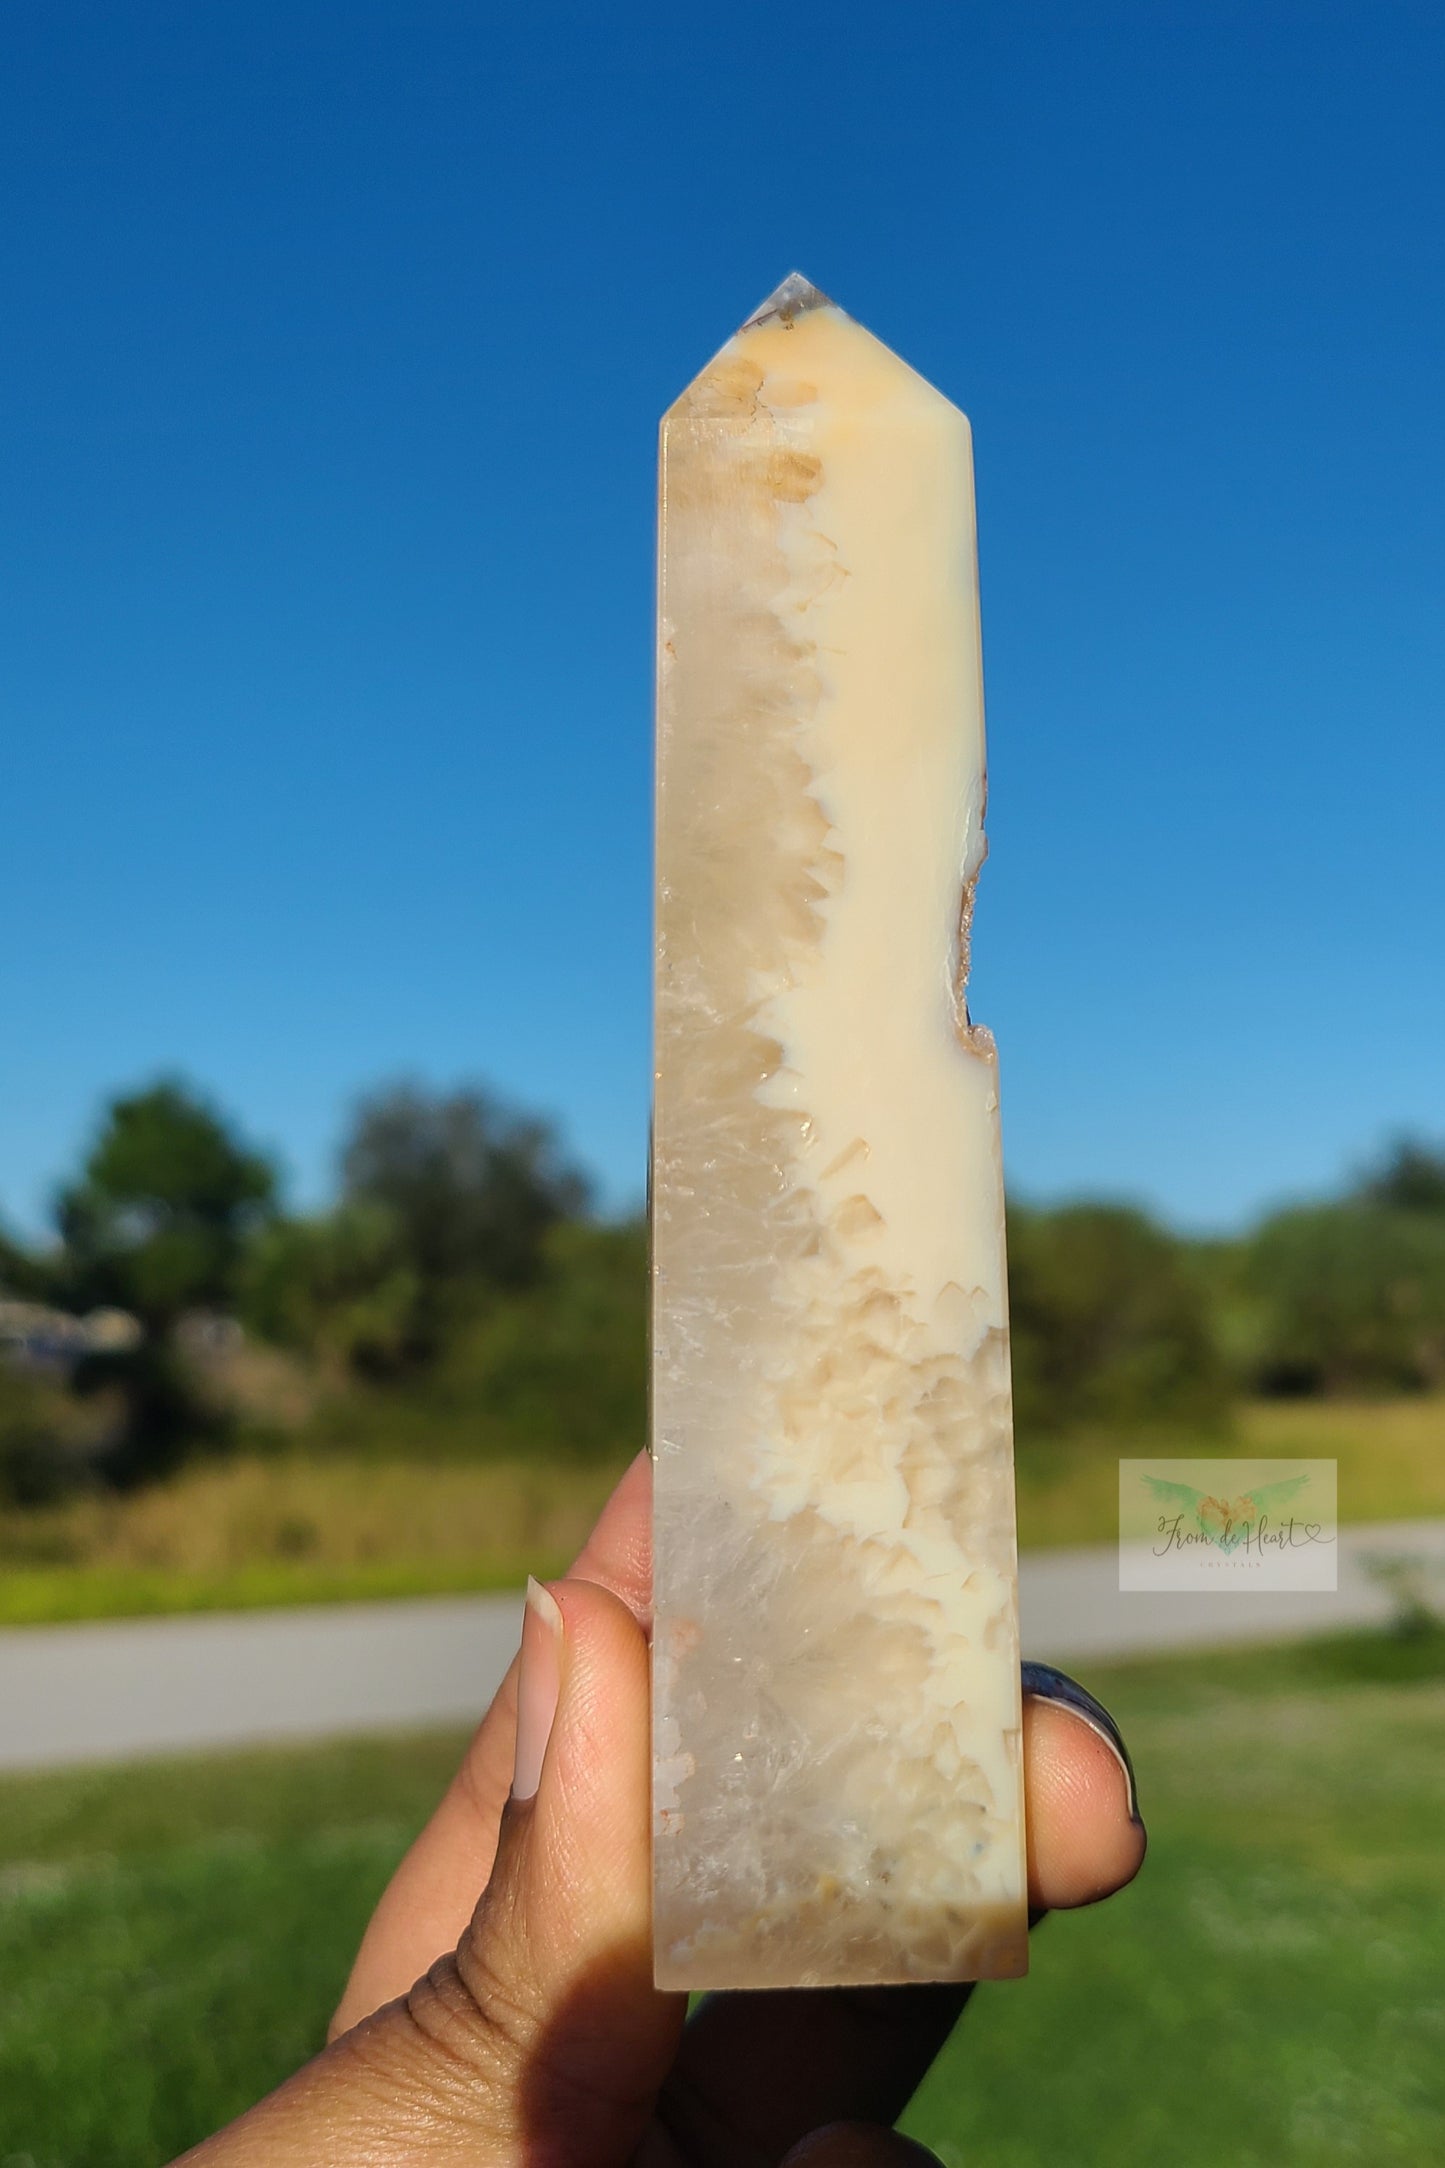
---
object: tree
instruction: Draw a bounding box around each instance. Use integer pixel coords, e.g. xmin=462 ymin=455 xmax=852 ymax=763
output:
xmin=0 ymin=1221 xmax=48 ymax=1300
xmin=1244 ymin=1202 xmax=1445 ymax=1395
xmin=438 ymin=1219 xmax=647 ymax=1460
xmin=42 ymin=1082 xmax=275 ymax=1488
xmin=55 ymin=1081 xmax=276 ymax=1328
xmin=340 ymin=1084 xmax=592 ymax=1293
xmin=238 ymin=1204 xmax=421 ymax=1378
xmin=1007 ymin=1201 xmax=1230 ymax=1434
xmin=0 ymin=1366 xmax=72 ymax=1506
xmin=1355 ymin=1137 xmax=1445 ymax=1217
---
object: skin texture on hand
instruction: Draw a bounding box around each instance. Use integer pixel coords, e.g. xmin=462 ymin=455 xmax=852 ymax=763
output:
xmin=171 ymin=1455 xmax=1146 ymax=2167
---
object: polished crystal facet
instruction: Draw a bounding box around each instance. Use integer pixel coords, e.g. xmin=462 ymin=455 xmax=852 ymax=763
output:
xmin=651 ymin=276 xmax=1028 ymax=1990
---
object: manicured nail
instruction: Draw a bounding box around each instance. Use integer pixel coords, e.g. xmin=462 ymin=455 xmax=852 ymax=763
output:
xmin=1021 ymin=1660 xmax=1143 ymax=1825
xmin=512 ymin=1577 xmax=564 ymax=1803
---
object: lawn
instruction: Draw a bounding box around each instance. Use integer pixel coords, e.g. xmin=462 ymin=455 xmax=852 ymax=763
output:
xmin=1011 ymin=1390 xmax=1445 ymax=1549
xmin=0 ymin=1454 xmax=621 ymax=1625
xmin=1 ymin=1631 xmax=1441 ymax=2166
xmin=2 ymin=1394 xmax=1442 ymax=1626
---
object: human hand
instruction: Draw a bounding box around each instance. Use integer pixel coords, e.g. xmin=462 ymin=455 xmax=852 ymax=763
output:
xmin=175 ymin=1453 xmax=1145 ymax=2166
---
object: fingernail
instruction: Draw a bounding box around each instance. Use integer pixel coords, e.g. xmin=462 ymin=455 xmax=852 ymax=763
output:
xmin=1021 ymin=1660 xmax=1143 ymax=1825
xmin=512 ymin=1577 xmax=564 ymax=1803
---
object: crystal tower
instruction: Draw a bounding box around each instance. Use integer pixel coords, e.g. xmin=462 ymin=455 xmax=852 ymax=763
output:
xmin=651 ymin=276 xmax=1027 ymax=1990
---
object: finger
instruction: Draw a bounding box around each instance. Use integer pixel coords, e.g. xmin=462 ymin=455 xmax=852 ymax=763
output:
xmin=568 ymin=1448 xmax=653 ymax=1622
xmin=332 ymin=1452 xmax=653 ymax=2035
xmin=1020 ymin=1663 xmax=1146 ymax=1910
xmin=662 ymin=1666 xmax=1145 ymax=2164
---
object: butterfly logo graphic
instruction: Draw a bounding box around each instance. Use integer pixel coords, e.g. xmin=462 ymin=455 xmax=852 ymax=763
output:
xmin=1140 ymin=1472 xmax=1312 ymax=1553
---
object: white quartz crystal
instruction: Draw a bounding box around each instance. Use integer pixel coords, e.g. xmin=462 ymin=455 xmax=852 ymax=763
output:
xmin=651 ymin=275 xmax=1028 ymax=1990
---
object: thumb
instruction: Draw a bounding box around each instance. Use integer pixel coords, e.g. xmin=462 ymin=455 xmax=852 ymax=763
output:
xmin=422 ymin=1574 xmax=684 ymax=2160
xmin=176 ymin=1578 xmax=683 ymax=2166
xmin=435 ymin=1586 xmax=684 ymax=2159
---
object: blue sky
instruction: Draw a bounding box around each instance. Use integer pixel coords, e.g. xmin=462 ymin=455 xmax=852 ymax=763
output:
xmin=2 ymin=0 xmax=1442 ymax=1237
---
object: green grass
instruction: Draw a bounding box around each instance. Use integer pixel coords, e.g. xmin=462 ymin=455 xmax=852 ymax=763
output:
xmin=2 ymin=1392 xmax=1442 ymax=1626
xmin=0 ymin=1552 xmax=577 ymax=1627
xmin=1013 ymin=1391 xmax=1445 ymax=1550
xmin=906 ymin=1629 xmax=1445 ymax=2166
xmin=1 ymin=1632 xmax=1442 ymax=2166
xmin=0 ymin=1452 xmax=621 ymax=1627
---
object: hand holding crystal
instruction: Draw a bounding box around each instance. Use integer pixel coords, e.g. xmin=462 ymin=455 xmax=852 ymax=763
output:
xmin=172 ymin=1455 xmax=1145 ymax=2166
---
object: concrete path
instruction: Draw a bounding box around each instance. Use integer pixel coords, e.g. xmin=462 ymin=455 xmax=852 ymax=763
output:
xmin=0 ymin=1594 xmax=523 ymax=1773
xmin=2 ymin=1520 xmax=1442 ymax=1774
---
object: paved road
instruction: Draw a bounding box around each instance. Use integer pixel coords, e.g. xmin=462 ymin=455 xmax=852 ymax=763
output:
xmin=2 ymin=1520 xmax=1442 ymax=1773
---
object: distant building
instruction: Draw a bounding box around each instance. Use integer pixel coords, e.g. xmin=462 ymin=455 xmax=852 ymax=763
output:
xmin=0 ymin=1300 xmax=143 ymax=1377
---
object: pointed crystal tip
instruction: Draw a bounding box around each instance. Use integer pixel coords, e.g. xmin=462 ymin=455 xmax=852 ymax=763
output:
xmin=741 ymin=271 xmax=835 ymax=331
